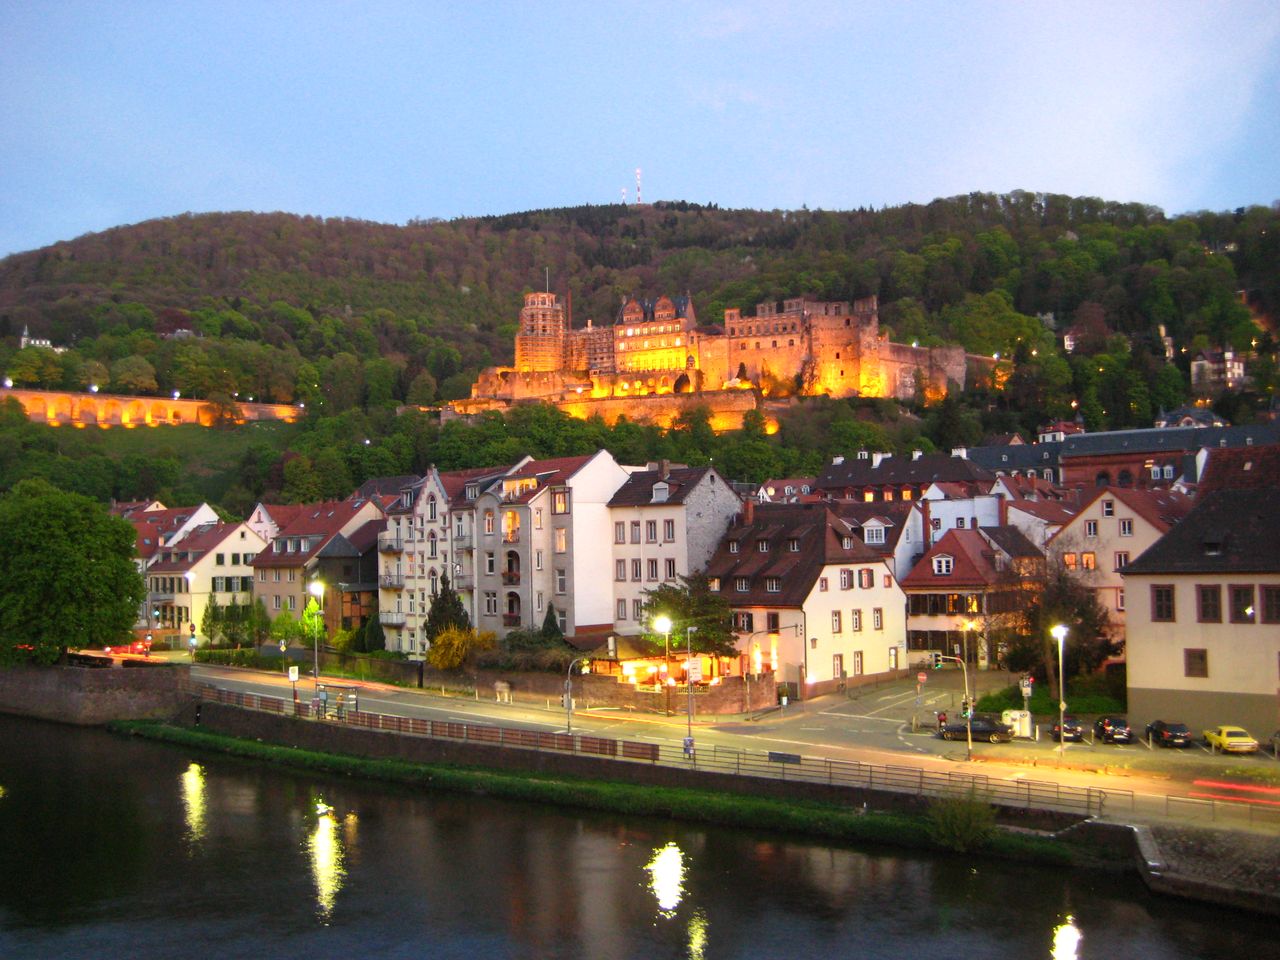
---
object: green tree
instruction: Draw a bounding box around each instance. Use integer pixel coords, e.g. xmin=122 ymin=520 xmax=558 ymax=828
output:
xmin=427 ymin=626 xmax=495 ymax=670
xmin=540 ymin=603 xmax=563 ymax=640
xmin=201 ymin=595 xmax=223 ymax=645
xmin=0 ymin=478 xmax=144 ymax=663
xmin=424 ymin=573 xmax=470 ymax=640
xmin=640 ymin=574 xmax=736 ymax=656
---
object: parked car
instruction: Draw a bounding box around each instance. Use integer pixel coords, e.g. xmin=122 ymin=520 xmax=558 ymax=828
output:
xmin=1050 ymin=715 xmax=1084 ymax=742
xmin=1093 ymin=715 xmax=1132 ymax=744
xmin=1145 ymin=720 xmax=1192 ymax=747
xmin=939 ymin=715 xmax=1013 ymax=743
xmin=1203 ymin=726 xmax=1259 ymax=754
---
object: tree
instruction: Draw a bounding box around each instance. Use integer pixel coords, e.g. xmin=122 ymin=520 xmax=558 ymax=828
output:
xmin=426 ymin=626 xmax=495 ymax=670
xmin=999 ymin=567 xmax=1116 ymax=691
xmin=424 ymin=573 xmax=470 ymax=640
xmin=540 ymin=603 xmax=563 ymax=641
xmin=0 ymin=478 xmax=144 ymax=663
xmin=201 ymin=595 xmax=223 ymax=645
xmin=640 ymin=574 xmax=736 ymax=656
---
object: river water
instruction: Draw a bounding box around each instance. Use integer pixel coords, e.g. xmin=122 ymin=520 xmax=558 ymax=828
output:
xmin=0 ymin=714 xmax=1271 ymax=959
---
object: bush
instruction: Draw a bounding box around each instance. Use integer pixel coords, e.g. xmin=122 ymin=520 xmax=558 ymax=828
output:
xmin=926 ymin=788 xmax=997 ymax=852
xmin=194 ymin=648 xmax=283 ymax=670
xmin=975 ymin=681 xmax=1124 ymax=716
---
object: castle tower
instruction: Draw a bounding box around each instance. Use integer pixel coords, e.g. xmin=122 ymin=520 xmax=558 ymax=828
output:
xmin=514 ymin=292 xmax=568 ymax=372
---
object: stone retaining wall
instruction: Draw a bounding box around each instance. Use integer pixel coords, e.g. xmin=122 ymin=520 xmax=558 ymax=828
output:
xmin=0 ymin=662 xmax=191 ymax=725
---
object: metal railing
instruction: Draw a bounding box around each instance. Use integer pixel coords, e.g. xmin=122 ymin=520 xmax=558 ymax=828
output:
xmin=193 ymin=682 xmax=1118 ymax=818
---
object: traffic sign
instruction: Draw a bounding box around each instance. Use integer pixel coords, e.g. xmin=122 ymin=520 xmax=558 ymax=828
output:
xmin=917 ymin=672 xmax=928 ymax=684
xmin=687 ymin=659 xmax=702 ymax=683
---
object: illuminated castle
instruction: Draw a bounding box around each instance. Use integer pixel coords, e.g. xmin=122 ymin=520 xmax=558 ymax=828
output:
xmin=459 ymin=292 xmax=972 ymax=427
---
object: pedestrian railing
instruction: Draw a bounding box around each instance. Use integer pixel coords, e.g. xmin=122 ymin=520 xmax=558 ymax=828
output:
xmin=194 ymin=683 xmax=1136 ymax=819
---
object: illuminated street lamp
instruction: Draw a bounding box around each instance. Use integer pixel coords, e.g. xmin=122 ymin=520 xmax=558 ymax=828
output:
xmin=653 ymin=613 xmax=672 ymax=716
xmin=685 ymin=625 xmax=697 ymax=747
xmin=309 ymin=579 xmax=326 ymax=691
xmin=1051 ymin=623 xmax=1068 ymax=762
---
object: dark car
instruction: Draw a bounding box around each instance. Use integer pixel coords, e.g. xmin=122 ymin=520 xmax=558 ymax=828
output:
xmin=1050 ymin=715 xmax=1084 ymax=742
xmin=1145 ymin=719 xmax=1192 ymax=747
xmin=1094 ymin=715 xmax=1132 ymax=743
xmin=939 ymin=715 xmax=1013 ymax=743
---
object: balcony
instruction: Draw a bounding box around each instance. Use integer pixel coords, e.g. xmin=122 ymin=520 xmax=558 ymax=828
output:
xmin=379 ymin=610 xmax=407 ymax=626
xmin=452 ymin=531 xmax=472 ymax=547
xmin=453 ymin=572 xmax=474 ymax=590
xmin=501 ymin=571 xmax=521 ymax=585
xmin=377 ymin=533 xmax=404 ymax=553
xmin=502 ymin=530 xmax=521 ymax=544
xmin=502 ymin=613 xmax=521 ymax=627
xmin=379 ymin=573 xmax=405 ymax=590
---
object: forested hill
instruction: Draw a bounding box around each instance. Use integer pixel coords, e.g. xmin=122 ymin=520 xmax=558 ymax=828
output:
xmin=0 ymin=194 xmax=1276 ymax=411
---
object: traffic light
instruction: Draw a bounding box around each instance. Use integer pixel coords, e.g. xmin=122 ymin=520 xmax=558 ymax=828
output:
xmin=931 ymin=652 xmax=942 ymax=668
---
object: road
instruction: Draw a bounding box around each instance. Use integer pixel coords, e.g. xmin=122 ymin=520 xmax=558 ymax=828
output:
xmin=188 ymin=662 xmax=1280 ymax=832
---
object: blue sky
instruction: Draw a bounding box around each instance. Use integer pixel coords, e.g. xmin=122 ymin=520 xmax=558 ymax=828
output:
xmin=2 ymin=1 xmax=1278 ymax=257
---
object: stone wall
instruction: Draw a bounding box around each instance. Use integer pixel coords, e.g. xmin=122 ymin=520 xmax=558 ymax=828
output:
xmin=0 ymin=662 xmax=191 ymax=725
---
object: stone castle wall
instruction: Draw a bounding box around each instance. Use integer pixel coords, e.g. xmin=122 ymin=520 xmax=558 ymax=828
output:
xmin=0 ymin=662 xmax=191 ymax=725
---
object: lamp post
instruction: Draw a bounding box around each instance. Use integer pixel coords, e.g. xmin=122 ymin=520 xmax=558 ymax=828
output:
xmin=309 ymin=579 xmax=326 ymax=692
xmin=1051 ymin=623 xmax=1068 ymax=763
xmin=653 ymin=614 xmax=672 ymax=716
xmin=685 ymin=626 xmax=697 ymax=746
xmin=565 ymin=657 xmax=588 ymax=733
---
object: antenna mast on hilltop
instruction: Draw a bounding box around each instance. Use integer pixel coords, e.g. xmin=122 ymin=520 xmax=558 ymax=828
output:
xmin=635 ymin=168 xmax=642 ymax=205
xmin=621 ymin=187 xmax=628 ymax=205
xmin=545 ymin=266 xmax=550 ymax=293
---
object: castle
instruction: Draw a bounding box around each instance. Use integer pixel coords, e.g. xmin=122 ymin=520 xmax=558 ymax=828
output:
xmin=454 ymin=292 xmax=974 ymax=428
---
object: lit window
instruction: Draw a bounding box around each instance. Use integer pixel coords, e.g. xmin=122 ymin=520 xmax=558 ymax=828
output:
xmin=932 ymin=556 xmax=953 ymax=575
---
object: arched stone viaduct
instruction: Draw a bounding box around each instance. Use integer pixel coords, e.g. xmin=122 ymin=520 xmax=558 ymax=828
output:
xmin=0 ymin=388 xmax=302 ymax=428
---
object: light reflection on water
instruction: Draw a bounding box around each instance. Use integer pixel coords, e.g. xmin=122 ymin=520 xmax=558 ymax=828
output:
xmin=0 ymin=714 xmax=1275 ymax=960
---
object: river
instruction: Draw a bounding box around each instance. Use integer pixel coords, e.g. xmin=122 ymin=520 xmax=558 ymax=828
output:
xmin=0 ymin=714 xmax=1270 ymax=959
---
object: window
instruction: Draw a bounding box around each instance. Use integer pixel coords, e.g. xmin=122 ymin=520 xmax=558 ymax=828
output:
xmin=728 ymin=541 xmax=739 ymax=554
xmin=551 ymin=490 xmax=569 ymax=514
xmin=663 ymin=519 xmax=675 ymax=541
xmin=273 ymin=596 xmax=281 ymax=610
xmin=1063 ymin=553 xmax=1077 ymax=570
xmin=1263 ymin=585 xmax=1280 ymax=624
xmin=1230 ymin=584 xmax=1255 ymax=623
xmin=1196 ymin=585 xmax=1221 ymax=623
xmin=485 ymin=552 xmax=495 ymax=575
xmin=818 ymin=577 xmax=828 ymax=592
xmin=756 ymin=539 xmax=769 ymax=553
xmin=484 ymin=511 xmax=495 ymax=535
xmin=734 ymin=611 xmax=754 ymax=632
xmin=617 ymin=598 xmax=627 ymax=620
xmin=955 ymin=517 xmax=965 ymax=529
xmin=484 ymin=592 xmax=498 ymax=615
xmin=1117 ymin=589 xmax=1125 ymax=611
xmin=1184 ymin=648 xmax=1208 ymax=678
xmin=633 ymin=599 xmax=643 ymax=621
xmin=273 ymin=569 xmax=281 ymax=582
xmin=864 ymin=526 xmax=885 ymax=545
xmin=851 ymin=609 xmax=862 ymax=631
xmin=1163 ymin=465 xmax=1175 ymax=479
xmin=1102 ymin=500 xmax=1114 ymax=517
xmin=840 ymin=569 xmax=853 ymax=590
xmin=534 ymin=508 xmax=543 ymax=530
xmin=734 ymin=576 xmax=749 ymax=592
xmin=1114 ymin=552 xmax=1129 ymax=571
xmin=647 ymin=559 xmax=659 ymax=581
xmin=765 ymin=577 xmax=780 ymax=593
xmin=631 ymin=559 xmax=642 ymax=581
xmin=536 ymin=590 xmax=544 ymax=612
xmin=932 ymin=556 xmax=953 ymax=576
xmin=287 ymin=596 xmax=296 ymax=611
xmin=646 ymin=520 xmax=657 ymax=543
xmin=665 ymin=558 xmax=676 ymax=580
xmin=258 ymin=569 xmax=266 ymax=582
xmin=614 ymin=521 xmax=626 ymax=544
xmin=766 ymin=611 xmax=780 ymax=631
xmin=708 ymin=578 xmax=720 ymax=592
xmin=1151 ymin=584 xmax=1175 ymax=622
xmin=1119 ymin=519 xmax=1133 ymax=537
xmin=535 ymin=549 xmax=544 ymax=571
xmin=873 ymin=607 xmax=883 ymax=630
xmin=555 ymin=569 xmax=566 ymax=593
xmin=615 ymin=559 xmax=626 ymax=581
xmin=554 ymin=527 xmax=568 ymax=553
xmin=1085 ymin=520 xmax=1098 ymax=538
xmin=931 ymin=518 xmax=941 ymax=531
xmin=832 ymin=611 xmax=843 ymax=633
xmin=858 ymin=569 xmax=873 ymax=589
xmin=1081 ymin=552 xmax=1096 ymax=571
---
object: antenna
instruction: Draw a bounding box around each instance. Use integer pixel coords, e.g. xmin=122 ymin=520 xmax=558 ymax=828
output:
xmin=635 ymin=167 xmax=642 ymax=205
xmin=621 ymin=187 xmax=628 ymax=205
xmin=545 ymin=267 xmax=550 ymax=293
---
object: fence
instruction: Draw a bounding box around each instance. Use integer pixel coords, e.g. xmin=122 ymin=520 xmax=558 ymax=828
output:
xmin=194 ymin=683 xmax=1118 ymax=817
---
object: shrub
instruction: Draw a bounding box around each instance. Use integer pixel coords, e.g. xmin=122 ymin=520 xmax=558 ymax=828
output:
xmin=926 ymin=788 xmax=997 ymax=852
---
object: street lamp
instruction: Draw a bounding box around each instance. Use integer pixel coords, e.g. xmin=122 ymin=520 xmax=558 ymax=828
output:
xmin=1051 ymin=623 xmax=1068 ymax=762
xmin=565 ymin=657 xmax=589 ymax=733
xmin=685 ymin=626 xmax=697 ymax=749
xmin=309 ymin=579 xmax=326 ymax=692
xmin=653 ymin=614 xmax=672 ymax=716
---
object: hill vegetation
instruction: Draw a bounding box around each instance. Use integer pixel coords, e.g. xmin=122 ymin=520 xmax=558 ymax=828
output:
xmin=0 ymin=194 xmax=1276 ymax=514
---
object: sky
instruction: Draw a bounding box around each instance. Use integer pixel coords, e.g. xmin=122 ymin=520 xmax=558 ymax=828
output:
xmin=2 ymin=1 xmax=1278 ymax=258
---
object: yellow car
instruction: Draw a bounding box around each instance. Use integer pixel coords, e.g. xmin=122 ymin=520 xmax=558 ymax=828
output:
xmin=1203 ymin=725 xmax=1259 ymax=754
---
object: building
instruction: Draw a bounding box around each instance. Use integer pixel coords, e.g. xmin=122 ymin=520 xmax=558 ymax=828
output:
xmin=1122 ymin=489 xmax=1280 ymax=735
xmin=607 ymin=463 xmax=741 ymax=633
xmin=899 ymin=527 xmax=1044 ymax=668
xmin=704 ymin=501 xmax=909 ymax=698
xmin=1044 ymin=486 xmax=1193 ymax=643
xmin=459 ymin=292 xmax=979 ymax=426
xmin=815 ymin=451 xmax=995 ymax=503
xmin=829 ymin=500 xmax=924 ymax=581
xmin=144 ymin=521 xmax=267 ymax=643
xmin=471 ymin=451 xmax=631 ymax=638
xmin=1190 ymin=349 xmax=1247 ymax=395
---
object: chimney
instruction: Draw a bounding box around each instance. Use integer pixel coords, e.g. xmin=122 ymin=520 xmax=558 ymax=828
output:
xmin=832 ymin=455 xmax=845 ymax=466
xmin=659 ymin=459 xmax=671 ymax=479
xmin=951 ymin=447 xmax=968 ymax=459
xmin=912 ymin=449 xmax=923 ymax=460
xmin=871 ymin=452 xmax=891 ymax=468
xmin=742 ymin=499 xmax=755 ymax=524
